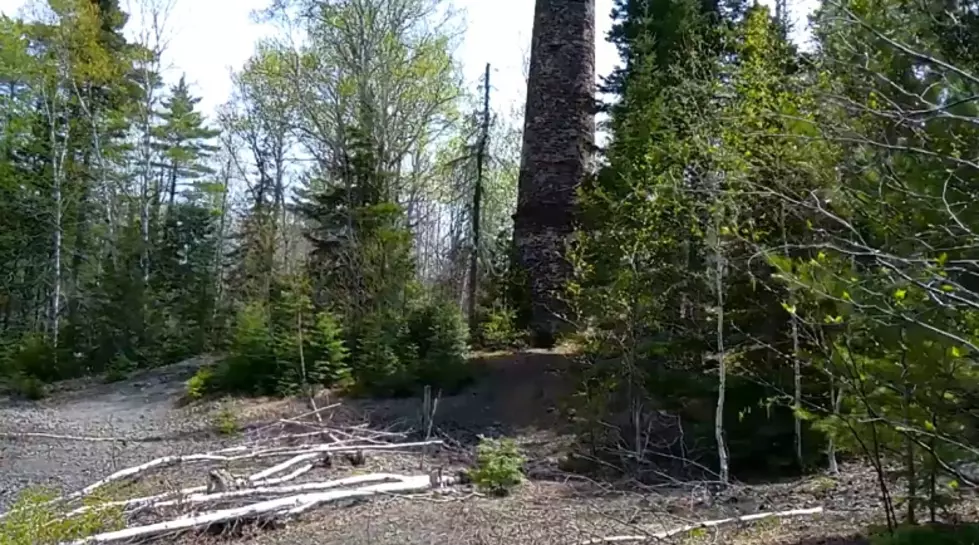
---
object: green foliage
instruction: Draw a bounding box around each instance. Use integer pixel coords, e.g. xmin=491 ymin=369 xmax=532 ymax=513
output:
xmin=349 ymin=311 xmax=414 ymax=397
xmin=0 ymin=6 xmax=222 ymax=385
xmin=345 ymin=298 xmax=472 ymax=397
xmin=571 ymin=1 xmax=826 ymax=476
xmin=406 ymin=299 xmax=471 ymax=393
xmin=468 ymin=436 xmax=526 ymax=496
xmin=211 ymin=277 xmax=472 ymax=400
xmin=185 ymin=366 xmax=217 ymax=400
xmin=219 ymin=302 xmax=276 ymax=395
xmin=3 ymin=334 xmax=58 ymax=383
xmin=214 ymin=404 xmax=240 ymax=436
xmin=5 ymin=373 xmax=47 ymax=401
xmin=103 ymin=353 xmax=135 ymax=383
xmin=0 ymin=487 xmax=123 ymax=544
xmin=306 ymin=311 xmax=351 ymax=388
xmin=215 ymin=277 xmax=355 ymax=397
xmin=870 ymin=524 xmax=979 ymax=545
xmin=579 ymin=0 xmax=979 ymax=532
xmin=476 ymin=305 xmax=524 ymax=350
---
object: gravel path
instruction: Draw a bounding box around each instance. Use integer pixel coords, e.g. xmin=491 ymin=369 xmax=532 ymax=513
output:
xmin=0 ymin=351 xmax=873 ymax=545
xmin=0 ymin=358 xmax=233 ymax=509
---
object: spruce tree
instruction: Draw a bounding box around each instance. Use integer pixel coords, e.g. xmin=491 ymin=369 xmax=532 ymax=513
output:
xmin=154 ymin=75 xmax=220 ymax=209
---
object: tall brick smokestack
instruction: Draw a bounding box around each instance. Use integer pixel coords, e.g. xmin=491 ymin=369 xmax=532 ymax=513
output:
xmin=513 ymin=0 xmax=596 ymax=347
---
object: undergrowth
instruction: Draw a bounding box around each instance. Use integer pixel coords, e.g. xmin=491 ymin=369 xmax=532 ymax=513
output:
xmin=468 ymin=436 xmax=526 ymax=496
xmin=871 ymin=524 xmax=979 ymax=545
xmin=0 ymin=487 xmax=123 ymax=545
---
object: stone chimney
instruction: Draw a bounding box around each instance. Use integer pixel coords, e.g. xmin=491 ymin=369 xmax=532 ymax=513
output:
xmin=513 ymin=0 xmax=596 ymax=347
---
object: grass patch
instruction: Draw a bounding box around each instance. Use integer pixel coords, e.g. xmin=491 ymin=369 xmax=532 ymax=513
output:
xmin=0 ymin=487 xmax=124 ymax=545
xmin=214 ymin=403 xmax=240 ymax=436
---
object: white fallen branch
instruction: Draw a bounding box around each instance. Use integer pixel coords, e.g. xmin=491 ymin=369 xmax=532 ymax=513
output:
xmin=245 ymin=440 xmax=441 ymax=459
xmin=69 ymin=455 xmax=230 ymax=501
xmin=282 ymin=474 xmax=456 ymax=516
xmin=252 ymin=464 xmax=315 ymax=487
xmin=248 ymin=453 xmax=322 ymax=482
xmin=34 ymin=440 xmax=443 ymax=510
xmin=579 ymin=507 xmax=825 ymax=544
xmin=246 ymin=403 xmax=341 ymax=439
xmin=146 ymin=474 xmax=414 ymax=511
xmin=64 ymin=462 xmax=318 ymax=520
xmin=65 ymin=474 xmax=454 ymax=544
xmin=0 ymin=454 xmax=235 ymax=520
xmin=0 ymin=432 xmax=139 ymax=443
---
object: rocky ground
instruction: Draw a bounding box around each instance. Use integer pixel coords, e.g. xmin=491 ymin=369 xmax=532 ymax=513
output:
xmin=0 ymin=350 xmax=925 ymax=544
xmin=0 ymin=356 xmax=238 ymax=509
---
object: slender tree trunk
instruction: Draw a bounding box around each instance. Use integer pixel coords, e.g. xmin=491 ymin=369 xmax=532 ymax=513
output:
xmin=899 ymin=336 xmax=916 ymax=525
xmin=781 ymin=206 xmax=803 ymax=471
xmin=211 ymin=158 xmax=232 ymax=333
xmin=42 ymin=68 xmax=70 ymax=354
xmin=712 ymin=214 xmax=729 ymax=485
xmin=468 ymin=63 xmax=491 ymax=338
xmin=49 ymin=119 xmax=66 ymax=352
xmin=68 ymin=150 xmax=92 ymax=350
xmin=928 ymin=412 xmax=938 ymax=522
xmin=139 ymin=85 xmax=155 ymax=285
xmin=714 ymin=262 xmax=728 ymax=485
xmin=167 ymin=159 xmax=178 ymax=209
xmin=298 ymin=301 xmax=308 ymax=394
xmin=827 ymin=369 xmax=841 ymax=474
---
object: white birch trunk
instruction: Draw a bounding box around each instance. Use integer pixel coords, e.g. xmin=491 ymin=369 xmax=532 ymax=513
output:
xmin=42 ymin=66 xmax=70 ymax=349
xmin=714 ymin=249 xmax=728 ymax=485
xmin=827 ymin=371 xmax=841 ymax=474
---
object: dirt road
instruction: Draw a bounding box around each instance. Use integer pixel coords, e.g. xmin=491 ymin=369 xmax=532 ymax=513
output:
xmin=0 ymin=358 xmax=231 ymax=508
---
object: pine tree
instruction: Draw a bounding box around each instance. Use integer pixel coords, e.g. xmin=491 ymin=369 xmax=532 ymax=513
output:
xmin=154 ymin=75 xmax=220 ymax=209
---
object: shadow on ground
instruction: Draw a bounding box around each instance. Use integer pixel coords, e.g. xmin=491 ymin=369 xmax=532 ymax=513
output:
xmin=785 ymin=538 xmax=870 ymax=545
xmin=336 ymin=348 xmax=579 ymax=446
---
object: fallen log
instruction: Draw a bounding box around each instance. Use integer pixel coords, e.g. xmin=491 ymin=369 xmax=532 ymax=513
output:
xmin=248 ymin=453 xmax=322 ymax=481
xmin=65 ymin=474 xmax=454 ymax=544
xmin=579 ymin=507 xmax=825 ymax=544
xmin=23 ymin=439 xmax=444 ymax=512
xmin=146 ymin=473 xmax=415 ymax=510
xmin=64 ymin=459 xmax=318 ymax=520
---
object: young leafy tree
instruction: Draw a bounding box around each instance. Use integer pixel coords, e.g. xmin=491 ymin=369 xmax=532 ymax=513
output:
xmin=571 ymin=0 xmax=730 ymax=474
xmin=760 ymin=0 xmax=979 ymax=526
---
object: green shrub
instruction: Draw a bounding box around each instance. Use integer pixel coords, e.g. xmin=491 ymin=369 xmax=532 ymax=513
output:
xmin=7 ymin=333 xmax=58 ymax=383
xmin=351 ymin=313 xmax=413 ymax=396
xmin=307 ymin=311 xmax=351 ymax=388
xmin=871 ymin=524 xmax=979 ymax=545
xmin=406 ymin=299 xmax=471 ymax=393
xmin=103 ymin=353 xmax=135 ymax=383
xmin=211 ymin=292 xmax=464 ymax=400
xmin=219 ymin=286 xmax=353 ymax=397
xmin=185 ymin=367 xmax=217 ymax=400
xmin=468 ymin=436 xmax=526 ymax=496
xmin=0 ymin=487 xmax=123 ymax=545
xmin=214 ymin=404 xmax=240 ymax=436
xmin=219 ymin=302 xmax=276 ymax=395
xmin=8 ymin=373 xmax=46 ymax=400
xmin=477 ymin=305 xmax=523 ymax=350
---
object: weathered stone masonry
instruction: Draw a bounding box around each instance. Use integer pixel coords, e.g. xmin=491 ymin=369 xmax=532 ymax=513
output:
xmin=514 ymin=0 xmax=595 ymax=346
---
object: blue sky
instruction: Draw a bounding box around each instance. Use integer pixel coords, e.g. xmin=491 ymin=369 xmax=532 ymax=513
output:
xmin=0 ymin=0 xmax=815 ymax=120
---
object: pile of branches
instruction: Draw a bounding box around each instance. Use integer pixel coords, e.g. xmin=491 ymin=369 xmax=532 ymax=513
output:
xmin=0 ymin=404 xmax=456 ymax=544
